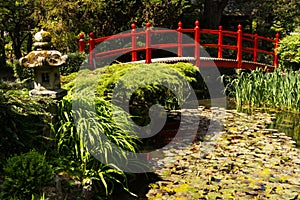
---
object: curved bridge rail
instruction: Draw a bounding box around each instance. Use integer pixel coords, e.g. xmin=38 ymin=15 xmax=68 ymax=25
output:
xmin=78 ymin=21 xmax=279 ymax=71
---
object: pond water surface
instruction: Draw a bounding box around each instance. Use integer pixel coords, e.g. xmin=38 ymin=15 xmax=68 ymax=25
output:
xmin=254 ymin=108 xmax=300 ymax=148
xmin=200 ymin=98 xmax=300 ymax=148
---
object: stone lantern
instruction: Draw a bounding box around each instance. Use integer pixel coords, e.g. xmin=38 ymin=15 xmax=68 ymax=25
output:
xmin=19 ymin=29 xmax=68 ymax=99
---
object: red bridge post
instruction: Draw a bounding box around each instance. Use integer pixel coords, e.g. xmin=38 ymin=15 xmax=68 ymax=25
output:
xmin=89 ymin=32 xmax=95 ymax=69
xmin=79 ymin=33 xmax=85 ymax=53
xmin=236 ymin=24 xmax=242 ymax=68
xmin=131 ymin=23 xmax=137 ymax=62
xmin=145 ymin=22 xmax=152 ymax=64
xmin=253 ymin=34 xmax=258 ymax=62
xmin=194 ymin=20 xmax=200 ymax=67
xmin=273 ymin=33 xmax=280 ymax=67
xmin=177 ymin=21 xmax=183 ymax=57
xmin=218 ymin=25 xmax=223 ymax=58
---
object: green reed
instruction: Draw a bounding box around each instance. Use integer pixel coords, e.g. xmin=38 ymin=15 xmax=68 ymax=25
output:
xmin=225 ymin=68 xmax=300 ymax=112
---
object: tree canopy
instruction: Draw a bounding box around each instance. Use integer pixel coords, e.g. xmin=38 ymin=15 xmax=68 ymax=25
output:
xmin=0 ymin=0 xmax=299 ymax=67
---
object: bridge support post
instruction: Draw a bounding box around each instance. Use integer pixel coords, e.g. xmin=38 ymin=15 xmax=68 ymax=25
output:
xmin=194 ymin=20 xmax=200 ymax=67
xmin=218 ymin=26 xmax=223 ymax=58
xmin=131 ymin=23 xmax=137 ymax=62
xmin=177 ymin=22 xmax=183 ymax=57
xmin=145 ymin=22 xmax=152 ymax=64
xmin=89 ymin=32 xmax=95 ymax=69
xmin=253 ymin=34 xmax=258 ymax=62
xmin=273 ymin=33 xmax=280 ymax=68
xmin=79 ymin=33 xmax=85 ymax=53
xmin=236 ymin=24 xmax=242 ymax=68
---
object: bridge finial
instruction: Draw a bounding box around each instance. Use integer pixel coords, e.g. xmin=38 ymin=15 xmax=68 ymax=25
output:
xmin=178 ymin=21 xmax=182 ymax=29
xmin=89 ymin=32 xmax=94 ymax=39
xmin=79 ymin=32 xmax=84 ymax=39
xmin=146 ymin=22 xmax=151 ymax=28
xmin=238 ymin=24 xmax=242 ymax=30
xmin=275 ymin=33 xmax=280 ymax=38
xmin=195 ymin=20 xmax=199 ymax=27
xmin=131 ymin=23 xmax=136 ymax=29
xmin=218 ymin=25 xmax=222 ymax=30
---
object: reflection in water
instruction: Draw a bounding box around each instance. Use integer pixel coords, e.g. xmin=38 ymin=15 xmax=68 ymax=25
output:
xmin=239 ymin=106 xmax=300 ymax=148
xmin=268 ymin=111 xmax=300 ymax=148
xmin=200 ymin=97 xmax=300 ymax=148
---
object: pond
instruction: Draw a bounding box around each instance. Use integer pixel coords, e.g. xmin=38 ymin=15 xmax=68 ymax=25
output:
xmin=213 ymin=97 xmax=300 ymax=148
xmin=244 ymin=108 xmax=300 ymax=148
xmin=141 ymin=98 xmax=300 ymax=151
xmin=117 ymin=99 xmax=300 ymax=199
xmin=145 ymin=101 xmax=300 ymax=199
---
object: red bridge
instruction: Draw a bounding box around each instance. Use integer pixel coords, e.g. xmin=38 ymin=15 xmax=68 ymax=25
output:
xmin=78 ymin=21 xmax=279 ymax=71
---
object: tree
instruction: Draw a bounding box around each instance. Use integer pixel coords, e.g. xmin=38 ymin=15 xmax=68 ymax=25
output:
xmin=0 ymin=0 xmax=43 ymax=59
xmin=38 ymin=0 xmax=190 ymax=53
xmin=201 ymin=0 xmax=229 ymax=29
xmin=140 ymin=0 xmax=190 ymax=28
xmin=0 ymin=30 xmax=6 ymax=67
xmin=277 ymin=30 xmax=300 ymax=70
xmin=271 ymin=0 xmax=300 ymax=35
xmin=236 ymin=0 xmax=300 ymax=36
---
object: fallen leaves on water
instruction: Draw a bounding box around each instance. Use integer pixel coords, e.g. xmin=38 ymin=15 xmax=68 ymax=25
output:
xmin=147 ymin=109 xmax=300 ymax=200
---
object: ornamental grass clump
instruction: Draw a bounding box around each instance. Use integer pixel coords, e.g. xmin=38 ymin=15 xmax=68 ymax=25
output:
xmin=53 ymin=94 xmax=141 ymax=196
xmin=225 ymin=68 xmax=300 ymax=111
xmin=0 ymin=150 xmax=53 ymax=199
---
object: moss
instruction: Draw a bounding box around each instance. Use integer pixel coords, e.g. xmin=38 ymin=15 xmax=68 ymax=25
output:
xmin=40 ymin=31 xmax=52 ymax=42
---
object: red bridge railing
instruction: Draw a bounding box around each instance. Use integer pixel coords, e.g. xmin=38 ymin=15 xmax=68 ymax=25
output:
xmin=78 ymin=21 xmax=279 ymax=69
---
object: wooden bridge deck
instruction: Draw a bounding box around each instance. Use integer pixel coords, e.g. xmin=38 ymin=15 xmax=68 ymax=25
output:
xmin=127 ymin=57 xmax=275 ymax=71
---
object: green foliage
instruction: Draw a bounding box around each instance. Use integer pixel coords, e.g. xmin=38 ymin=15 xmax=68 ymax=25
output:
xmin=62 ymin=62 xmax=206 ymax=125
xmin=60 ymin=52 xmax=87 ymax=76
xmin=277 ymin=32 xmax=300 ymax=70
xmin=0 ymin=0 xmax=44 ymax=59
xmin=271 ymin=0 xmax=300 ymax=35
xmin=53 ymin=62 xmax=204 ymax=196
xmin=36 ymin=0 xmax=190 ymax=53
xmin=235 ymin=0 xmax=300 ymax=36
xmin=96 ymin=62 xmax=203 ymax=100
xmin=0 ymin=150 xmax=53 ymax=199
xmin=92 ymin=62 xmax=203 ymax=125
xmin=140 ymin=0 xmax=190 ymax=28
xmin=0 ymin=82 xmax=53 ymax=169
xmin=52 ymin=93 xmax=140 ymax=196
xmin=224 ymin=68 xmax=300 ymax=111
xmin=11 ymin=59 xmax=34 ymax=82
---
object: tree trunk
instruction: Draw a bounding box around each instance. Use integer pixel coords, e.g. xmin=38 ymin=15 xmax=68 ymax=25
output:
xmin=202 ymin=0 xmax=229 ymax=29
xmin=0 ymin=30 xmax=6 ymax=68
xmin=11 ymin=32 xmax=23 ymax=59
xmin=27 ymin=32 xmax=33 ymax=53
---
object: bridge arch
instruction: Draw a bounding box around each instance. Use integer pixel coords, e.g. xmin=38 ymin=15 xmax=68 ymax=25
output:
xmin=78 ymin=21 xmax=279 ymax=71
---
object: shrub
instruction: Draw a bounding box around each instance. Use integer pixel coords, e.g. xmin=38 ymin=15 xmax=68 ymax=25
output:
xmin=11 ymin=59 xmax=34 ymax=82
xmin=60 ymin=52 xmax=87 ymax=76
xmin=90 ymin=62 xmax=204 ymax=125
xmin=0 ymin=83 xmax=53 ymax=169
xmin=0 ymin=150 xmax=53 ymax=199
xmin=63 ymin=62 xmax=206 ymax=126
xmin=96 ymin=62 xmax=205 ymax=101
xmin=277 ymin=31 xmax=300 ymax=70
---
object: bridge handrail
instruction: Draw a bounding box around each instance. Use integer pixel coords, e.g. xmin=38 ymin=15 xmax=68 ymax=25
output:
xmin=78 ymin=21 xmax=279 ymax=69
